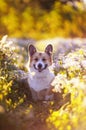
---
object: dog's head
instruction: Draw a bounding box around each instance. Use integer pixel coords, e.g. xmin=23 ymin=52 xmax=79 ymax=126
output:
xmin=29 ymin=44 xmax=53 ymax=72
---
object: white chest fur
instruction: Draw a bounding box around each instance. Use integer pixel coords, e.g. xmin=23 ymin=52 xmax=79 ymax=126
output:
xmin=28 ymin=69 xmax=55 ymax=92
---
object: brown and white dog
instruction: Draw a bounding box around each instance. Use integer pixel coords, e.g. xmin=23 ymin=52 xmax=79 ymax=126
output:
xmin=28 ymin=44 xmax=55 ymax=101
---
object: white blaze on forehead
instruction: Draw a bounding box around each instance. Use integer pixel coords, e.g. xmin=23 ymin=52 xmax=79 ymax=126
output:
xmin=35 ymin=52 xmax=48 ymax=58
xmin=30 ymin=51 xmax=52 ymax=68
xmin=35 ymin=59 xmax=45 ymax=69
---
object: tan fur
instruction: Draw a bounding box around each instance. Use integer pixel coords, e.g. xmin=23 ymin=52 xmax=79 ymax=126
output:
xmin=28 ymin=44 xmax=55 ymax=101
xmin=29 ymin=52 xmax=52 ymax=67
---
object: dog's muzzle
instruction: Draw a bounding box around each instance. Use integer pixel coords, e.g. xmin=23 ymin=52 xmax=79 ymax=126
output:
xmin=34 ymin=64 xmax=48 ymax=72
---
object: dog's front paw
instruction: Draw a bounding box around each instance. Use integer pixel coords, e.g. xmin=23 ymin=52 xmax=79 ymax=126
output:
xmin=45 ymin=94 xmax=54 ymax=101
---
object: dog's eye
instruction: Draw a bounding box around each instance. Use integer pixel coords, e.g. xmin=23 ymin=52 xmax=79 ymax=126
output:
xmin=34 ymin=58 xmax=38 ymax=61
xmin=42 ymin=58 xmax=46 ymax=61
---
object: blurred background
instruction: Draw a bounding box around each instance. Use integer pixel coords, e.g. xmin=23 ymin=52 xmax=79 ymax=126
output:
xmin=0 ymin=0 xmax=86 ymax=40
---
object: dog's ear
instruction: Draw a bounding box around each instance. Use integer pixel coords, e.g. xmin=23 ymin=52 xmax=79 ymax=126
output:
xmin=45 ymin=44 xmax=53 ymax=56
xmin=29 ymin=45 xmax=37 ymax=56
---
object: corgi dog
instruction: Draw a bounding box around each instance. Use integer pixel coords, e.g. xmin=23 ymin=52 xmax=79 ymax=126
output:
xmin=28 ymin=44 xmax=55 ymax=101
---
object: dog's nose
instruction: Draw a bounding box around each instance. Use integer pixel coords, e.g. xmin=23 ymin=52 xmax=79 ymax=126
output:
xmin=38 ymin=63 xmax=42 ymax=69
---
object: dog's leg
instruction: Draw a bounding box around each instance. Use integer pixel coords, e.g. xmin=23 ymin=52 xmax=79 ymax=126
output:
xmin=37 ymin=89 xmax=47 ymax=100
xmin=30 ymin=88 xmax=38 ymax=101
xmin=45 ymin=86 xmax=54 ymax=100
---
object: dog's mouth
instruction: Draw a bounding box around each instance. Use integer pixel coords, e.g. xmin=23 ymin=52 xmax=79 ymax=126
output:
xmin=33 ymin=64 xmax=48 ymax=72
